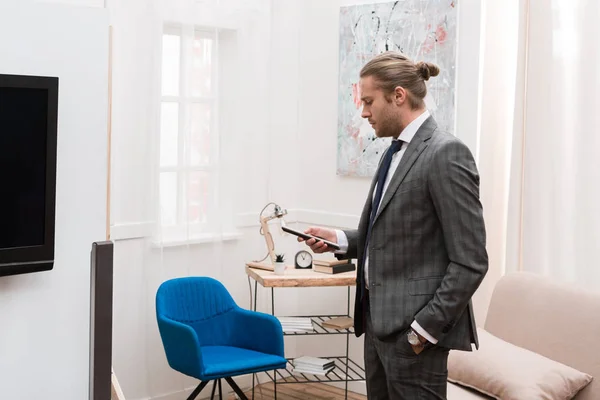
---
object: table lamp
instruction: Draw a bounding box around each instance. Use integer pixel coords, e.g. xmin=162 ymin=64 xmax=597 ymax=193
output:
xmin=258 ymin=202 xmax=288 ymax=265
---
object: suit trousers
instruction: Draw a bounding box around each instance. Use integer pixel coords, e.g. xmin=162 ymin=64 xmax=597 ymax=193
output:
xmin=364 ymin=295 xmax=450 ymax=400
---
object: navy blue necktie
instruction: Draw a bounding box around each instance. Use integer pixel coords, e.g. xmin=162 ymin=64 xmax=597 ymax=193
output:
xmin=359 ymin=139 xmax=403 ymax=300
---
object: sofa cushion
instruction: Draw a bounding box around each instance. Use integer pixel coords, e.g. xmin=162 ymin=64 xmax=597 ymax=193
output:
xmin=447 ymin=328 xmax=593 ymax=400
xmin=447 ymin=382 xmax=494 ymax=399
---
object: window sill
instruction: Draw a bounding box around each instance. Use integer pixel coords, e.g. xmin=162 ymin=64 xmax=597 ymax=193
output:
xmin=151 ymin=231 xmax=243 ymax=248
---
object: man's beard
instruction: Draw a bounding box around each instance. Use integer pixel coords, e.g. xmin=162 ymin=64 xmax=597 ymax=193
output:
xmin=375 ymin=120 xmax=398 ymax=138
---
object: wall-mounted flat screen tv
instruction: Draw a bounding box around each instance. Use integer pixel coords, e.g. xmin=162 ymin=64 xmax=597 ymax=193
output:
xmin=0 ymin=74 xmax=58 ymax=277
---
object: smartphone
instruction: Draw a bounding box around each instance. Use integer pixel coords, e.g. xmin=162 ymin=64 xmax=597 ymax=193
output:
xmin=281 ymin=226 xmax=341 ymax=250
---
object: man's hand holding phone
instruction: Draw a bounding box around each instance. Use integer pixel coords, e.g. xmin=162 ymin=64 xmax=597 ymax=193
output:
xmin=297 ymin=226 xmax=338 ymax=253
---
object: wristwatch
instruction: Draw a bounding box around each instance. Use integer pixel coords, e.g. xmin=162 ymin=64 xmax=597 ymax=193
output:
xmin=407 ymin=329 xmax=428 ymax=347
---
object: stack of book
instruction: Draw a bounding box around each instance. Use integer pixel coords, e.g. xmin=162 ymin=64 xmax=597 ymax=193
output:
xmin=292 ymin=356 xmax=336 ymax=376
xmin=277 ymin=317 xmax=315 ymax=333
xmin=322 ymin=316 xmax=354 ymax=329
xmin=313 ymin=258 xmax=356 ymax=274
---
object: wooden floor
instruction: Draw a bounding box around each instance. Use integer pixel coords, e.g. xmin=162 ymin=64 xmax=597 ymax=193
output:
xmin=232 ymin=381 xmax=367 ymax=400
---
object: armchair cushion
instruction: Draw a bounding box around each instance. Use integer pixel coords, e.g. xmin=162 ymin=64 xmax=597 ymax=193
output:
xmin=201 ymin=346 xmax=287 ymax=379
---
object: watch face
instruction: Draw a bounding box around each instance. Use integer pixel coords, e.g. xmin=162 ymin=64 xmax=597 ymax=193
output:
xmin=295 ymin=250 xmax=312 ymax=268
xmin=407 ymin=330 xmax=420 ymax=346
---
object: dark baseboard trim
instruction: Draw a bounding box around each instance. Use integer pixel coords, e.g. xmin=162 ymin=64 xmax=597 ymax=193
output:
xmin=89 ymin=241 xmax=114 ymax=400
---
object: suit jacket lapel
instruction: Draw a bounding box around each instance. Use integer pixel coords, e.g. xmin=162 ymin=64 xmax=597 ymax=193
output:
xmin=373 ymin=116 xmax=437 ymax=224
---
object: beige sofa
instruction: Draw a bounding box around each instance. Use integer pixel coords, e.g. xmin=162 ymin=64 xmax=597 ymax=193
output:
xmin=447 ymin=272 xmax=599 ymax=399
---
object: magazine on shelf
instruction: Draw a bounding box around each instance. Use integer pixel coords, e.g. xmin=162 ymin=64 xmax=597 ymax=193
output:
xmin=277 ymin=317 xmax=314 ymax=333
xmin=292 ymin=365 xmax=335 ymax=376
xmin=292 ymin=356 xmax=336 ymax=376
xmin=293 ymin=356 xmax=335 ymax=368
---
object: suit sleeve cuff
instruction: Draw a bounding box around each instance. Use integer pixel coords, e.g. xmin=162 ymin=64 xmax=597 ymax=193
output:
xmin=411 ymin=320 xmax=438 ymax=344
xmin=334 ymin=229 xmax=349 ymax=254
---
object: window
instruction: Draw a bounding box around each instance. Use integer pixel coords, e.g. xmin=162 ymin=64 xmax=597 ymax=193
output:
xmin=158 ymin=26 xmax=220 ymax=241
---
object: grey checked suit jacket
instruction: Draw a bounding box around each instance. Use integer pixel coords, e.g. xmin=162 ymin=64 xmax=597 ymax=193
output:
xmin=340 ymin=116 xmax=488 ymax=351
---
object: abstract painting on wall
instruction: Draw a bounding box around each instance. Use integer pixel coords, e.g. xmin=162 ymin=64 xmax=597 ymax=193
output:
xmin=337 ymin=0 xmax=458 ymax=177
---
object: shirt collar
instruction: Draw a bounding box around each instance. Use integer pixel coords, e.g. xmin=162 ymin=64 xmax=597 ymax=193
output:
xmin=397 ymin=109 xmax=431 ymax=144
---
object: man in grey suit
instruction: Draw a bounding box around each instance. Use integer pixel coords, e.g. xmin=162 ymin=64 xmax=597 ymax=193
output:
xmin=299 ymin=52 xmax=488 ymax=399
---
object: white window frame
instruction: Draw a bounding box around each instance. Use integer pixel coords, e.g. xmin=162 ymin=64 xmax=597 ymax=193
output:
xmin=158 ymin=24 xmax=221 ymax=242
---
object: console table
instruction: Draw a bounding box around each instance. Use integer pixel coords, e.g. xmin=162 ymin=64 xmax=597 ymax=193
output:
xmin=245 ymin=264 xmax=365 ymax=400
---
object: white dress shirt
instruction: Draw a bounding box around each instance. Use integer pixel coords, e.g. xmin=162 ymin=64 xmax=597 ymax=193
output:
xmin=335 ymin=109 xmax=438 ymax=344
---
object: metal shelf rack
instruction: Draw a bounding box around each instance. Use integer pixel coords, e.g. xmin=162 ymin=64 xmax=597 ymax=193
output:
xmin=264 ymin=356 xmax=365 ymax=384
xmin=281 ymin=314 xmax=355 ymax=336
xmin=249 ymin=276 xmax=364 ymax=400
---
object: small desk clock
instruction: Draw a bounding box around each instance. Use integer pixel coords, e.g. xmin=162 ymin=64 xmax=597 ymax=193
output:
xmin=294 ymin=250 xmax=313 ymax=269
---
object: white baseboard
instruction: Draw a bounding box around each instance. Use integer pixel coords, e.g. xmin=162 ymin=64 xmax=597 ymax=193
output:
xmin=148 ymin=385 xmax=234 ymax=400
xmin=148 ymin=375 xmax=256 ymax=400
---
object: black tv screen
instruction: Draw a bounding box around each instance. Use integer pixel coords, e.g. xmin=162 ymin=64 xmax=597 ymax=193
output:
xmin=0 ymin=74 xmax=58 ymax=277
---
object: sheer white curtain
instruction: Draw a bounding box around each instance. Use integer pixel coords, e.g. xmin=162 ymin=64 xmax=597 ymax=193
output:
xmin=476 ymin=0 xmax=600 ymax=322
xmin=516 ymin=0 xmax=600 ymax=289
xmin=151 ymin=0 xmax=270 ymax=246
xmin=108 ymin=0 xmax=273 ymax=398
xmin=471 ymin=0 xmax=524 ymax=324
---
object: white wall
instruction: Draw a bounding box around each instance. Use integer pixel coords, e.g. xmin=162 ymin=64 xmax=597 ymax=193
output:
xmin=0 ymin=2 xmax=108 ymax=399
xmin=295 ymin=0 xmax=483 ymax=221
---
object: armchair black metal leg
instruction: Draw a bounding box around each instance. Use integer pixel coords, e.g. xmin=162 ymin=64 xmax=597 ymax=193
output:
xmin=224 ymin=377 xmax=249 ymax=400
xmin=210 ymin=380 xmax=218 ymax=400
xmin=187 ymin=381 xmax=210 ymax=400
xmin=218 ymin=379 xmax=223 ymax=400
xmin=274 ymin=369 xmax=277 ymax=400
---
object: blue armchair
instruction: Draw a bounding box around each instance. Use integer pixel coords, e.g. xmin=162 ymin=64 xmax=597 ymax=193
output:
xmin=156 ymin=277 xmax=287 ymax=400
